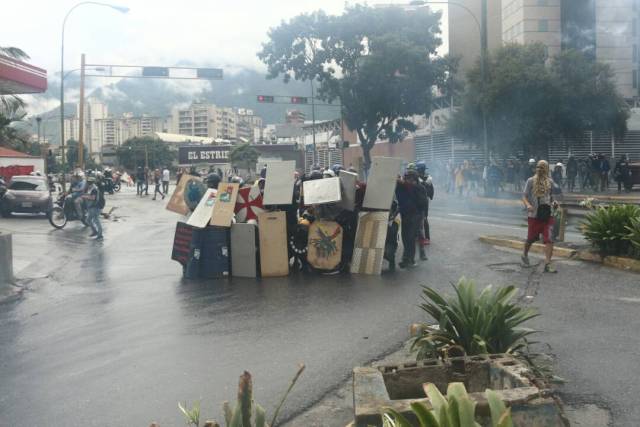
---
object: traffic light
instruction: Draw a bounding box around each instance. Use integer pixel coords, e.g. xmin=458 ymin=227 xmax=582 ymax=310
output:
xmin=257 ymin=95 xmax=275 ymax=103
xmin=290 ymin=96 xmax=308 ymax=104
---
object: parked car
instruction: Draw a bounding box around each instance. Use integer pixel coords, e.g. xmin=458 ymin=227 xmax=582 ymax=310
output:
xmin=1 ymin=175 xmax=53 ymax=217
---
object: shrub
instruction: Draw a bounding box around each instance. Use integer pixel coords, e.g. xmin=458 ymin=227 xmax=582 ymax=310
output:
xmin=411 ymin=278 xmax=538 ymax=360
xmin=582 ymin=204 xmax=640 ymax=256
xmin=625 ymin=216 xmax=640 ymax=259
xmin=383 ymin=382 xmax=513 ymax=427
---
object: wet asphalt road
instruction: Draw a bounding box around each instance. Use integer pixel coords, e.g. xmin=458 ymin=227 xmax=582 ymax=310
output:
xmin=0 ymin=188 xmax=638 ymax=426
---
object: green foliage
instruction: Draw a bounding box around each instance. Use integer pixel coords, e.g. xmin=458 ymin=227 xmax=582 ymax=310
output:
xmin=65 ymin=139 xmax=89 ymax=167
xmin=177 ymin=365 xmax=305 ymax=427
xmin=626 ymin=217 xmax=640 ymax=259
xmin=450 ymin=45 xmax=629 ymax=158
xmin=116 ymin=136 xmax=176 ymax=171
xmin=582 ymin=204 xmax=640 ymax=256
xmin=258 ymin=5 xmax=454 ymax=171
xmin=411 ymin=278 xmax=538 ymax=360
xmin=382 ymin=383 xmax=513 ymax=427
xmin=229 ymin=143 xmax=259 ymax=171
xmin=178 ymin=401 xmax=201 ymax=426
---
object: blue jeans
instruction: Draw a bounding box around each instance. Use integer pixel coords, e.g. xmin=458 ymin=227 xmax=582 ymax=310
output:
xmin=87 ymin=207 xmax=103 ymax=237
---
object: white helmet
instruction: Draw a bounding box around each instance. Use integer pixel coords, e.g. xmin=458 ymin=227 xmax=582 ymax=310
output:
xmin=323 ymin=169 xmax=336 ymax=178
xmin=528 ymin=158 xmax=535 ymax=164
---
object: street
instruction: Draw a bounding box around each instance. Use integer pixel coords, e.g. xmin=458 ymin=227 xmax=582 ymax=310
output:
xmin=1 ymin=189 xmax=639 ymax=427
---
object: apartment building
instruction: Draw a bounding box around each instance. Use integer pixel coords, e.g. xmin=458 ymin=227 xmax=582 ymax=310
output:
xmin=171 ymin=103 xmax=217 ymax=138
xmin=236 ymin=108 xmax=264 ymax=143
xmin=94 ymin=114 xmax=165 ymax=148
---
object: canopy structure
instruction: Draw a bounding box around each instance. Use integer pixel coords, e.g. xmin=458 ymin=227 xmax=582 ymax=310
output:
xmin=0 ymin=54 xmax=47 ymax=95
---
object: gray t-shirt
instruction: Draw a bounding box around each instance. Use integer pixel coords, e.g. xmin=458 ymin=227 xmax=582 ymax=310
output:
xmin=523 ymin=177 xmax=560 ymax=218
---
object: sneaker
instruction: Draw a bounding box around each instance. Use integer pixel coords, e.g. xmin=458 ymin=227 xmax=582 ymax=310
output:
xmin=408 ymin=261 xmax=418 ymax=268
xmin=424 ymin=239 xmax=431 ymax=245
xmin=398 ymin=261 xmax=408 ymax=269
xmin=89 ymin=232 xmax=97 ymax=237
xmin=521 ymin=255 xmax=530 ymax=266
xmin=95 ymin=235 xmax=104 ymax=241
xmin=420 ymin=252 xmax=428 ymax=261
xmin=544 ymin=263 xmax=557 ymax=273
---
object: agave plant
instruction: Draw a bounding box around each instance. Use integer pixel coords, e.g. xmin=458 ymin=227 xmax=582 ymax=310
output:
xmin=625 ymin=216 xmax=640 ymax=259
xmin=582 ymin=204 xmax=640 ymax=256
xmin=411 ymin=278 xmax=538 ymax=360
xmin=383 ymin=382 xmax=512 ymax=427
xmin=178 ymin=365 xmax=305 ymax=427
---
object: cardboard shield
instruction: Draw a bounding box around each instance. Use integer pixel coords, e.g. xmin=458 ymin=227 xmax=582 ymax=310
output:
xmin=338 ymin=170 xmax=358 ymax=211
xmin=231 ymin=223 xmax=258 ymax=278
xmin=303 ymin=177 xmax=342 ymax=205
xmin=210 ymin=183 xmax=239 ymax=227
xmin=187 ymin=189 xmax=217 ymax=228
xmin=258 ymin=211 xmax=289 ymax=277
xmin=262 ymin=160 xmax=296 ymax=205
xmin=234 ymin=186 xmax=264 ymax=223
xmin=166 ymin=174 xmax=201 ymax=215
xmin=307 ymin=220 xmax=343 ymax=270
xmin=362 ymin=157 xmax=403 ymax=210
xmin=350 ymin=211 xmax=389 ymax=275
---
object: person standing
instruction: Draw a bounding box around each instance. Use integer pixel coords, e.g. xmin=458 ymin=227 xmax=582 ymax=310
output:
xmin=175 ymin=168 xmax=184 ymax=186
xmin=145 ymin=167 xmax=153 ymax=196
xmin=135 ymin=166 xmax=145 ymax=196
xmin=600 ymin=154 xmax=610 ymax=192
xmin=152 ymin=169 xmax=165 ymax=200
xmin=83 ymin=176 xmax=104 ymax=241
xmin=521 ymin=160 xmax=560 ymax=273
xmin=396 ymin=169 xmax=427 ymax=268
xmin=614 ymin=155 xmax=631 ymax=193
xmin=162 ymin=166 xmax=170 ymax=194
xmin=416 ymin=162 xmax=434 ymax=257
xmin=566 ymin=156 xmax=578 ymax=192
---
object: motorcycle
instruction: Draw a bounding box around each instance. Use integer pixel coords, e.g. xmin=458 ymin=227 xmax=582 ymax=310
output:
xmin=48 ymin=192 xmax=89 ymax=229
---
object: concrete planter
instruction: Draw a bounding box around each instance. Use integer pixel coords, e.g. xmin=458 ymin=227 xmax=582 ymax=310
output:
xmin=353 ymin=354 xmax=564 ymax=427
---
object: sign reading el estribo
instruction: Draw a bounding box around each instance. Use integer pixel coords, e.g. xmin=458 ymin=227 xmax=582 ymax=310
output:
xmin=178 ymin=145 xmax=232 ymax=165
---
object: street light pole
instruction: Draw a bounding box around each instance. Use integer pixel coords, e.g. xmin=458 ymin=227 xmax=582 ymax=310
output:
xmin=60 ymin=2 xmax=129 ymax=188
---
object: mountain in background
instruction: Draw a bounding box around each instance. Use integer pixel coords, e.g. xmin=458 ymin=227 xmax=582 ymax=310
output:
xmin=29 ymin=68 xmax=340 ymax=145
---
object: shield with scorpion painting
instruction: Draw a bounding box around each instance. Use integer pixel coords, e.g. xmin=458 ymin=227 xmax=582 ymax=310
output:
xmin=307 ymin=220 xmax=343 ymax=271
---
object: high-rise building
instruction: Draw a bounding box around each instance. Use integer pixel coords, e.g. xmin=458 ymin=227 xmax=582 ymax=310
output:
xmin=236 ymin=108 xmax=264 ymax=143
xmin=501 ymin=0 xmax=637 ymax=100
xmin=94 ymin=114 xmax=165 ymax=149
xmin=171 ymin=102 xmax=218 ymax=138
xmin=448 ymin=0 xmax=503 ymax=76
xmin=286 ymin=110 xmax=306 ymax=125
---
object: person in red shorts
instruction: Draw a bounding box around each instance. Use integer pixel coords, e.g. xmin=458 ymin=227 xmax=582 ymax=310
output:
xmin=521 ymin=160 xmax=561 ymax=273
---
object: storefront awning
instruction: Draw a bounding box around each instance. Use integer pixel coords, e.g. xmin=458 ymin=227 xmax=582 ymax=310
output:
xmin=0 ymin=54 xmax=47 ymax=95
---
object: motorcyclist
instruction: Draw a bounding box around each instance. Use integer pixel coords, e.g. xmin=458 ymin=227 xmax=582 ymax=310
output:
xmin=69 ymin=170 xmax=87 ymax=218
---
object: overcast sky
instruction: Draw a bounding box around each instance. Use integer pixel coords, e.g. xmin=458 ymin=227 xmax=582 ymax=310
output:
xmin=2 ymin=0 xmax=448 ymax=76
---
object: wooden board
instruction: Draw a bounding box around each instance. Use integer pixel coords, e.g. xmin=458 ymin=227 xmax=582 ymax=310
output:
xmin=187 ymin=189 xmax=217 ymax=228
xmin=210 ymin=182 xmax=239 ymax=227
xmin=166 ymin=174 xmax=201 ymax=215
xmin=262 ymin=160 xmax=296 ymax=205
xmin=303 ymin=177 xmax=342 ymax=205
xmin=338 ymin=170 xmax=358 ymax=211
xmin=307 ymin=220 xmax=343 ymax=270
xmin=350 ymin=211 xmax=389 ymax=275
xmin=362 ymin=157 xmax=403 ymax=210
xmin=231 ymin=223 xmax=258 ymax=278
xmin=258 ymin=211 xmax=289 ymax=277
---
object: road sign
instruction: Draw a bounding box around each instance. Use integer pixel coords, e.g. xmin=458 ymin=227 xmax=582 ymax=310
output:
xmin=142 ymin=66 xmax=169 ymax=77
xmin=178 ymin=145 xmax=232 ymax=165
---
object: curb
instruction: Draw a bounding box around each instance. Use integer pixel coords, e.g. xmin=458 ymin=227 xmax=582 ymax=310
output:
xmin=478 ymin=236 xmax=577 ymax=258
xmin=471 ymin=197 xmax=523 ymax=207
xmin=479 ymin=235 xmax=640 ymax=273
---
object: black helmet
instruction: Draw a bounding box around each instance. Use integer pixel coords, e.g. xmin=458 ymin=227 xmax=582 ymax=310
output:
xmin=206 ymin=173 xmax=221 ymax=189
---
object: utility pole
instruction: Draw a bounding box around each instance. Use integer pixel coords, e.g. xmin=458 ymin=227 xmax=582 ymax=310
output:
xmin=36 ymin=117 xmax=42 ymax=144
xmin=78 ymin=53 xmax=86 ymax=170
xmin=481 ymin=0 xmax=489 ymax=165
xmin=310 ymin=80 xmax=317 ymax=167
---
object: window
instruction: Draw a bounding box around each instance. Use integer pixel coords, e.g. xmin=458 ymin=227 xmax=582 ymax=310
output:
xmin=538 ymin=19 xmax=548 ymax=32
xmin=634 ymin=70 xmax=638 ymax=89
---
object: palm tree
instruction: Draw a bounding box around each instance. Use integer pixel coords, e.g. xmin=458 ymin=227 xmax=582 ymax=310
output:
xmin=0 ymin=46 xmax=30 ymax=114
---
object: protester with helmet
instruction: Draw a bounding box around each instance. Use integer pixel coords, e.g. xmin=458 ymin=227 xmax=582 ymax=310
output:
xmin=206 ymin=172 xmax=221 ymax=190
xmin=395 ymin=168 xmax=428 ymax=268
xmin=416 ymin=161 xmax=434 ymax=255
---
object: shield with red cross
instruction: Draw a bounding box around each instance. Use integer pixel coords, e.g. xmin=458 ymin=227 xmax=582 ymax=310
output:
xmin=234 ymin=186 xmax=265 ymax=222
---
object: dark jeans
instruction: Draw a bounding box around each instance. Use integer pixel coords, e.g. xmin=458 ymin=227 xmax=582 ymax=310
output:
xmin=401 ymin=213 xmax=421 ymax=263
xmin=162 ymin=181 xmax=169 ymax=194
xmin=136 ymin=180 xmax=144 ymax=195
xmin=153 ymin=183 xmax=164 ymax=199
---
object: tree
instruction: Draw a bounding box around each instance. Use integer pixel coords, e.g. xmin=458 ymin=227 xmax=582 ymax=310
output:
xmin=258 ymin=5 xmax=453 ymax=172
xmin=230 ymin=143 xmax=259 ymax=172
xmin=116 ymin=136 xmax=176 ymax=171
xmin=450 ymin=44 xmax=630 ymax=158
xmin=550 ymin=49 xmax=629 ymax=143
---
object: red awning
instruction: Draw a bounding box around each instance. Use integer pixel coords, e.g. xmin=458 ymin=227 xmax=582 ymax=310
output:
xmin=0 ymin=146 xmax=39 ymax=158
xmin=0 ymin=54 xmax=47 ymax=95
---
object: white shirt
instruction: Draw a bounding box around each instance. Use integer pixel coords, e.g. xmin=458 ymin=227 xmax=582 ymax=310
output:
xmin=162 ymin=169 xmax=170 ymax=182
